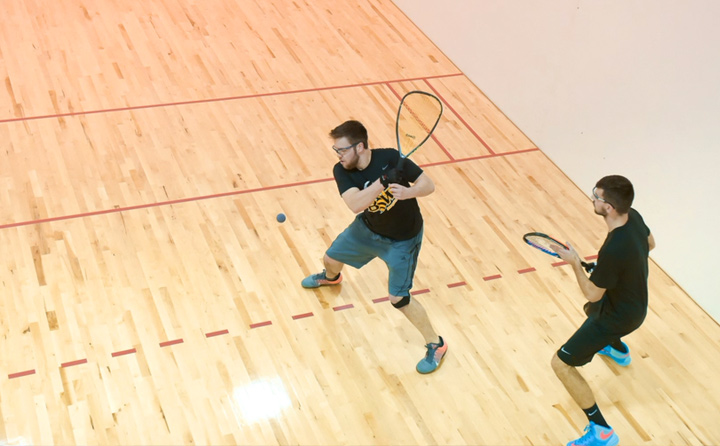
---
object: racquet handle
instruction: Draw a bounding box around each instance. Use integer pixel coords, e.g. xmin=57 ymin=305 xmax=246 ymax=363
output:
xmin=581 ymin=261 xmax=596 ymax=273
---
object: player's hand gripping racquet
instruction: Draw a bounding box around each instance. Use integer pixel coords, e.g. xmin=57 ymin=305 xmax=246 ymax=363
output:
xmin=523 ymin=232 xmax=596 ymax=273
xmin=395 ymin=90 xmax=443 ymax=171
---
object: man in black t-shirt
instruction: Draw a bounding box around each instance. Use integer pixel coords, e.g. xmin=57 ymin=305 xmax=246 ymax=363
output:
xmin=551 ymin=175 xmax=655 ymax=446
xmin=301 ymin=120 xmax=447 ymax=374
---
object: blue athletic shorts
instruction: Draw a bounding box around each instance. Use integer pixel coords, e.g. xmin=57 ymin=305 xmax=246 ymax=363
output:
xmin=326 ymin=214 xmax=423 ymax=297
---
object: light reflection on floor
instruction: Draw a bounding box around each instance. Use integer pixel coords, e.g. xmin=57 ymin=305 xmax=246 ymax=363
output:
xmin=0 ymin=437 xmax=31 ymax=446
xmin=231 ymin=377 xmax=292 ymax=424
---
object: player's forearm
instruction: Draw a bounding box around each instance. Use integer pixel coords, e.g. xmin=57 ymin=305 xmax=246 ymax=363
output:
xmin=572 ymin=263 xmax=603 ymax=302
xmin=346 ymin=180 xmax=385 ymax=213
xmin=406 ymin=174 xmax=435 ymax=198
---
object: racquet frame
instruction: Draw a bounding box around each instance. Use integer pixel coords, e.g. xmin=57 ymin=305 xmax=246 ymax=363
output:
xmin=523 ymin=232 xmax=596 ymax=273
xmin=395 ymin=90 xmax=443 ymax=170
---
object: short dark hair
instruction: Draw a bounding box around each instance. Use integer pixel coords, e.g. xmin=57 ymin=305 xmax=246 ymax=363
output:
xmin=329 ymin=120 xmax=368 ymax=149
xmin=596 ymin=175 xmax=634 ymax=214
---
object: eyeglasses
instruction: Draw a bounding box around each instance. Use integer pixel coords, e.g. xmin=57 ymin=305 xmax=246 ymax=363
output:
xmin=332 ymin=141 xmax=360 ymax=155
xmin=592 ymin=187 xmax=614 ymax=207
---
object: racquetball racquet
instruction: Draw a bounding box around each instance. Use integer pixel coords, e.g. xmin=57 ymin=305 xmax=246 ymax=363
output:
xmin=523 ymin=232 xmax=596 ymax=273
xmin=395 ymin=90 xmax=443 ymax=170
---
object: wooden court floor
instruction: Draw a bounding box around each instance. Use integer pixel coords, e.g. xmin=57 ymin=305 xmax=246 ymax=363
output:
xmin=0 ymin=0 xmax=719 ymax=444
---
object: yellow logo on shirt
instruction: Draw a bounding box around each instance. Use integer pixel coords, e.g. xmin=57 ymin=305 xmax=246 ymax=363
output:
xmin=368 ymin=188 xmax=397 ymax=213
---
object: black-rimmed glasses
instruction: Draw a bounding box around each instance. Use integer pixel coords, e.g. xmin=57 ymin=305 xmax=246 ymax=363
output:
xmin=592 ymin=186 xmax=614 ymax=207
xmin=332 ymin=141 xmax=360 ymax=155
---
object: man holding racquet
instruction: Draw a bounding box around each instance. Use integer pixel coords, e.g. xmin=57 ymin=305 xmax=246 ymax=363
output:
xmin=301 ymin=120 xmax=447 ymax=374
xmin=551 ymin=175 xmax=655 ymax=446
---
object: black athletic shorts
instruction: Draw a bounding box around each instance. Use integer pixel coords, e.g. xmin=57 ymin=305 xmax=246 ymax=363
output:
xmin=557 ymin=301 xmax=643 ymax=367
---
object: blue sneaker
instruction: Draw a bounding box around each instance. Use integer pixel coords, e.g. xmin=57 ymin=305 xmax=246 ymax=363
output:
xmin=301 ymin=270 xmax=342 ymax=288
xmin=416 ymin=337 xmax=447 ymax=374
xmin=567 ymin=422 xmax=619 ymax=446
xmin=597 ymin=342 xmax=631 ymax=366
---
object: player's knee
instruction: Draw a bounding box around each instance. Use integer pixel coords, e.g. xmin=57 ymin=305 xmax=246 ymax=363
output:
xmin=391 ymin=294 xmax=411 ymax=309
xmin=323 ymin=253 xmax=342 ymax=268
xmin=551 ymin=352 xmax=567 ymax=372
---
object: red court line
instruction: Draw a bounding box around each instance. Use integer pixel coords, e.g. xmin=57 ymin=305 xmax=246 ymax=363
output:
xmin=0 ymin=177 xmax=332 ymax=230
xmin=0 ymin=73 xmax=463 ymax=124
xmin=61 ymin=359 xmax=88 ymax=368
xmin=422 ymin=80 xmax=495 ymax=155
xmin=9 ymin=369 xmax=36 ymax=379
xmin=205 ymin=329 xmax=229 ymax=338
xmin=422 ymin=148 xmax=539 ymax=168
xmin=250 ymin=320 xmax=272 ymax=329
xmin=111 ymin=348 xmax=137 ymax=357
xmin=0 ymin=147 xmax=538 ymax=231
xmin=1 ymin=261 xmax=579 ymax=377
xmin=554 ymin=255 xmax=596 ymax=267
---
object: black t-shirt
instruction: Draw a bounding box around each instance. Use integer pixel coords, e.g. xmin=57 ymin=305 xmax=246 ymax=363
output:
xmin=333 ymin=148 xmax=423 ymax=240
xmin=590 ymin=208 xmax=651 ymax=329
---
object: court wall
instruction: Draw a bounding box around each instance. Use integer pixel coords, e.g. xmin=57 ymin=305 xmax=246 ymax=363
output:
xmin=392 ymin=0 xmax=720 ymax=322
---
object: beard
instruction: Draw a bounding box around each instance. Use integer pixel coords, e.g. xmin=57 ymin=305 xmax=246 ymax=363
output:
xmin=594 ymin=207 xmax=608 ymax=217
xmin=340 ymin=149 xmax=360 ymax=170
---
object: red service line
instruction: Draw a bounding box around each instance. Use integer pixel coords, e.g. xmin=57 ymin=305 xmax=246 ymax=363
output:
xmin=0 ymin=177 xmax=333 ymax=231
xmin=0 ymin=71 xmax=542 ymax=234
xmin=9 ymin=369 xmax=36 ymax=379
xmin=250 ymin=320 xmax=273 ymax=329
xmin=333 ymin=304 xmax=354 ymax=312
xmin=111 ymin=348 xmax=137 ymax=357
xmin=205 ymin=329 xmax=229 ymax=338
xmin=0 ymin=149 xmax=538 ymax=232
xmin=61 ymin=359 xmax=88 ymax=368
xmin=0 ymin=73 xmax=464 ymax=125
xmin=1 ymin=270 xmax=589 ymax=381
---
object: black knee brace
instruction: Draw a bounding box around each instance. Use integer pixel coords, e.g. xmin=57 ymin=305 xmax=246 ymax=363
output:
xmin=391 ymin=295 xmax=411 ymax=309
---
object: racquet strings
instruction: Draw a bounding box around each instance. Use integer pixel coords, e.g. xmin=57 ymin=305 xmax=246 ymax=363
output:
xmin=524 ymin=232 xmax=595 ymax=272
xmin=524 ymin=234 xmax=566 ymax=255
xmin=396 ymin=92 xmax=443 ymax=158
